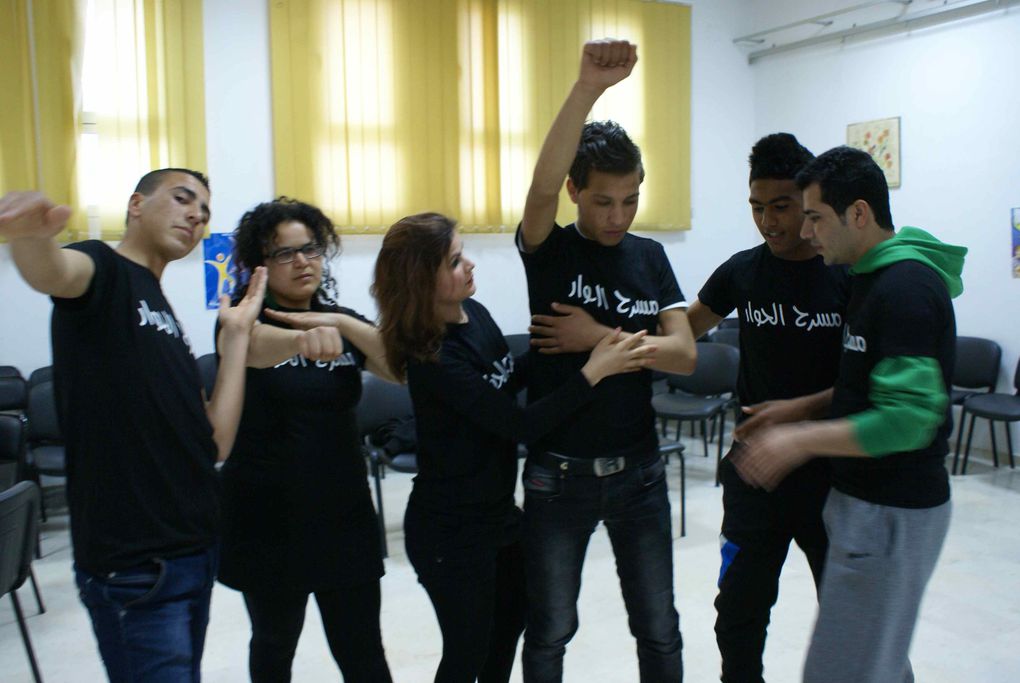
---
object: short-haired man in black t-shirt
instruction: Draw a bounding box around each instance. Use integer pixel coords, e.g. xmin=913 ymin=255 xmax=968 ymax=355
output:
xmin=732 ymin=146 xmax=965 ymax=683
xmin=516 ymin=39 xmax=696 ymax=682
xmin=0 ymin=170 xmax=267 ymax=681
xmin=681 ymin=133 xmax=850 ymax=683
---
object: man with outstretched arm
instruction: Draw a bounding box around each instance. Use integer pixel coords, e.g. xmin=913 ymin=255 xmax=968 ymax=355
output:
xmin=731 ymin=146 xmax=965 ymax=683
xmin=517 ymin=39 xmax=695 ymax=682
xmin=0 ymin=169 xmax=266 ymax=682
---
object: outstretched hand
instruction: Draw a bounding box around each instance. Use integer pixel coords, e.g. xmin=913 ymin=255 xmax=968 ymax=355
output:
xmin=579 ymin=39 xmax=638 ymax=91
xmin=218 ymin=267 xmax=267 ymax=334
xmin=583 ymin=328 xmax=656 ymax=385
xmin=0 ymin=192 xmax=72 ymax=240
xmin=729 ymin=425 xmax=812 ymax=492
xmin=529 ymin=302 xmax=605 ymax=354
xmin=733 ymin=398 xmax=806 ymax=442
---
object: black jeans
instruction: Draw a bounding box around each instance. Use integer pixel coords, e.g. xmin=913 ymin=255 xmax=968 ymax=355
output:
xmin=405 ymin=504 xmax=527 ymax=683
xmin=714 ymin=450 xmax=830 ymax=683
xmin=242 ymin=579 xmax=392 ymax=683
xmin=521 ymin=456 xmax=682 ymax=682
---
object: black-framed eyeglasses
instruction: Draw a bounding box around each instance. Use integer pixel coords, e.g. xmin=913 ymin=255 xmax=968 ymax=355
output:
xmin=267 ymin=243 xmax=324 ymax=265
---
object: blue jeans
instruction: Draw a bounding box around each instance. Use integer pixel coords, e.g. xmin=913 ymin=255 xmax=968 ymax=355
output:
xmin=521 ymin=456 xmax=682 ymax=682
xmin=75 ymin=546 xmax=219 ymax=683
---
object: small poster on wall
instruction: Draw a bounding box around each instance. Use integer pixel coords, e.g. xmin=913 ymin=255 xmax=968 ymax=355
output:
xmin=203 ymin=233 xmax=239 ymax=310
xmin=847 ymin=116 xmax=901 ymax=188
xmin=1012 ymin=208 xmax=1020 ymax=279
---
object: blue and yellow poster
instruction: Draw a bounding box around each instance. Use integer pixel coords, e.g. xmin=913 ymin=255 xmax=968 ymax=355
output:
xmin=203 ymin=233 xmax=239 ymax=309
xmin=1013 ymin=208 xmax=1020 ymax=279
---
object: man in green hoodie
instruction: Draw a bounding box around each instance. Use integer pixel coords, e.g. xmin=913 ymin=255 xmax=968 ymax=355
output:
xmin=731 ymin=145 xmax=965 ymax=683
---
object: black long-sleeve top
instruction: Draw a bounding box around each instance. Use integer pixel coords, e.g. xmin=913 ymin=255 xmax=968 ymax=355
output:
xmin=406 ymin=298 xmax=594 ymax=521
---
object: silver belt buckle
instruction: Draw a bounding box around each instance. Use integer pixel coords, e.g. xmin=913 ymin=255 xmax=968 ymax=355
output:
xmin=593 ymin=456 xmax=624 ymax=477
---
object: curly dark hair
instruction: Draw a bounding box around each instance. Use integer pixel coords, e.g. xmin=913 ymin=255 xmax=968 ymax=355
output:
xmin=568 ymin=120 xmax=644 ymax=190
xmin=231 ymin=197 xmax=342 ymax=306
xmin=748 ymin=133 xmax=814 ymax=183
xmin=371 ymin=213 xmax=457 ymax=381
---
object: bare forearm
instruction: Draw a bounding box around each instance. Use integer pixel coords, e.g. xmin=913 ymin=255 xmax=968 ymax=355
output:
xmin=246 ymin=324 xmax=303 ymax=368
xmin=643 ymin=332 xmax=696 ymax=374
xmin=208 ymin=328 xmax=253 ymax=461
xmin=11 ymin=237 xmax=94 ymax=298
xmin=335 ymin=315 xmax=398 ymax=383
xmin=784 ymin=419 xmax=867 ymax=458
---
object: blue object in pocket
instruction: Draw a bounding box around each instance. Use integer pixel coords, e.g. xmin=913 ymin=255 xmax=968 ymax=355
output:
xmin=718 ymin=536 xmax=740 ymax=587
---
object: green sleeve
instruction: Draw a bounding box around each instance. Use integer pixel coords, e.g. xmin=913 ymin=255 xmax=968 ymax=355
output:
xmin=848 ymin=356 xmax=948 ymax=457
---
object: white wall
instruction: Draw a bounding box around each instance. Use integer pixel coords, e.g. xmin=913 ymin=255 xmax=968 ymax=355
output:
xmin=750 ymin=4 xmax=1020 ymax=446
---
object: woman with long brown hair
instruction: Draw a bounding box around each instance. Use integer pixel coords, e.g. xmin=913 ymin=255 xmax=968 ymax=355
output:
xmin=372 ymin=212 xmax=654 ymax=682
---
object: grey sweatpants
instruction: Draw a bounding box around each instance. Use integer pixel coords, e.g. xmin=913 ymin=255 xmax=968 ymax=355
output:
xmin=803 ymin=489 xmax=951 ymax=683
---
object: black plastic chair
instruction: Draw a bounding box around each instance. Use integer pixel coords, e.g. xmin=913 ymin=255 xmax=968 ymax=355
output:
xmin=0 ymin=415 xmax=45 ymax=608
xmin=503 ymin=333 xmax=531 ymax=358
xmin=659 ymin=441 xmax=687 ymax=537
xmin=958 ymin=356 xmax=1020 ymax=475
xmin=27 ymin=366 xmax=52 ymax=388
xmin=709 ymin=327 xmax=740 ymax=349
xmin=717 ymin=317 xmax=740 ymax=330
xmin=1 ymin=481 xmax=44 ymax=682
xmin=0 ymin=366 xmax=23 ymax=379
xmin=196 ymin=353 xmax=219 ymax=399
xmin=950 ymin=337 xmax=1001 ymax=473
xmin=652 ymin=342 xmax=740 ymax=486
xmin=0 ymin=375 xmax=28 ymax=413
xmin=25 ymin=380 xmax=65 ymax=522
xmin=356 ymin=374 xmax=417 ymax=558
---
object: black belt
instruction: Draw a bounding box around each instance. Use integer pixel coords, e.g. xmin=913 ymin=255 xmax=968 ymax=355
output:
xmin=533 ymin=451 xmax=651 ymax=478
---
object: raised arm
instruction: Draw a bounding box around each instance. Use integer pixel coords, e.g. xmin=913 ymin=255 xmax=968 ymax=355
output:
xmin=520 ymin=39 xmax=638 ymax=252
xmin=686 ymin=299 xmax=724 ymax=341
xmin=208 ymin=267 xmax=267 ymax=461
xmin=0 ymin=192 xmax=95 ymax=298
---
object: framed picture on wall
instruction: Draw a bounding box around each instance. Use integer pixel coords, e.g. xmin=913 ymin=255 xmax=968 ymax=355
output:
xmin=847 ymin=116 xmax=901 ymax=188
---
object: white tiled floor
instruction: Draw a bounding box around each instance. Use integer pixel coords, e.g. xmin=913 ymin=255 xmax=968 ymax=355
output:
xmin=3 ymin=444 xmax=1019 ymax=682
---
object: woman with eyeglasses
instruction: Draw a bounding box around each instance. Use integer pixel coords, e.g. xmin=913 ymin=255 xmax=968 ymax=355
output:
xmin=217 ymin=197 xmax=394 ymax=682
xmin=371 ymin=213 xmax=654 ymax=683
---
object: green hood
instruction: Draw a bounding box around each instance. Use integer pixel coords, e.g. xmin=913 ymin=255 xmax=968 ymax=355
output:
xmin=851 ymin=226 xmax=967 ymax=298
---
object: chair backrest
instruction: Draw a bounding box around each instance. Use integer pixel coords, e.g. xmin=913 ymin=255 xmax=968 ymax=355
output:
xmin=27 ymin=365 xmax=53 ymax=387
xmin=0 ymin=376 xmax=28 ymax=412
xmin=717 ymin=317 xmax=740 ymax=330
xmin=709 ymin=328 xmax=740 ymax=349
xmin=666 ymin=342 xmax=740 ymax=397
xmin=0 ymin=481 xmax=41 ymax=596
xmin=503 ymin=333 xmax=531 ymax=358
xmin=356 ymin=373 xmax=415 ymax=439
xmin=0 ymin=415 xmax=25 ymax=490
xmin=196 ymin=353 xmax=219 ymax=398
xmin=27 ymin=379 xmax=62 ymax=444
xmin=953 ymin=336 xmax=1001 ymax=392
xmin=1014 ymin=356 xmax=1020 ymax=395
xmin=0 ymin=366 xmax=23 ymax=379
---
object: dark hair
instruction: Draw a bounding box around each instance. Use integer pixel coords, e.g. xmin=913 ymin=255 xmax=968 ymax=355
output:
xmin=133 ymin=168 xmax=210 ymax=195
xmin=231 ymin=197 xmax=342 ymax=306
xmin=568 ymin=120 xmax=644 ymax=190
xmin=795 ymin=146 xmax=894 ymax=231
xmin=748 ymin=133 xmax=814 ymax=183
xmin=372 ymin=213 xmax=457 ymax=381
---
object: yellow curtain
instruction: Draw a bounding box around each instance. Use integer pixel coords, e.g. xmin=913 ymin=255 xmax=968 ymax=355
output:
xmin=270 ymin=0 xmax=691 ymax=234
xmin=79 ymin=0 xmax=208 ymax=240
xmin=0 ymin=0 xmax=84 ymax=240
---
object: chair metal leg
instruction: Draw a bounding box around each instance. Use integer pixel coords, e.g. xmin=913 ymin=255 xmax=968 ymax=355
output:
xmin=962 ymin=413 xmax=977 ymax=474
xmin=715 ymin=412 xmax=725 ymax=487
xmin=28 ymin=567 xmax=44 ymax=614
xmin=370 ymin=458 xmax=388 ymax=558
xmin=990 ymin=421 xmax=1000 ymax=468
xmin=11 ymin=591 xmax=44 ymax=683
xmin=680 ymin=451 xmax=686 ymax=538
xmin=701 ymin=420 xmax=709 ymax=458
xmin=1006 ymin=422 xmax=1016 ymax=469
xmin=952 ymin=407 xmax=967 ymax=475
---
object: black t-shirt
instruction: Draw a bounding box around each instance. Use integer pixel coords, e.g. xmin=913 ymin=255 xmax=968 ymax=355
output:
xmin=217 ymin=304 xmax=383 ymax=592
xmin=51 ymin=241 xmax=218 ymax=575
xmin=407 ymin=298 xmax=593 ymax=524
xmin=517 ymin=224 xmax=685 ymax=459
xmin=830 ymin=260 xmax=955 ymax=508
xmin=698 ymin=245 xmax=851 ymax=408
